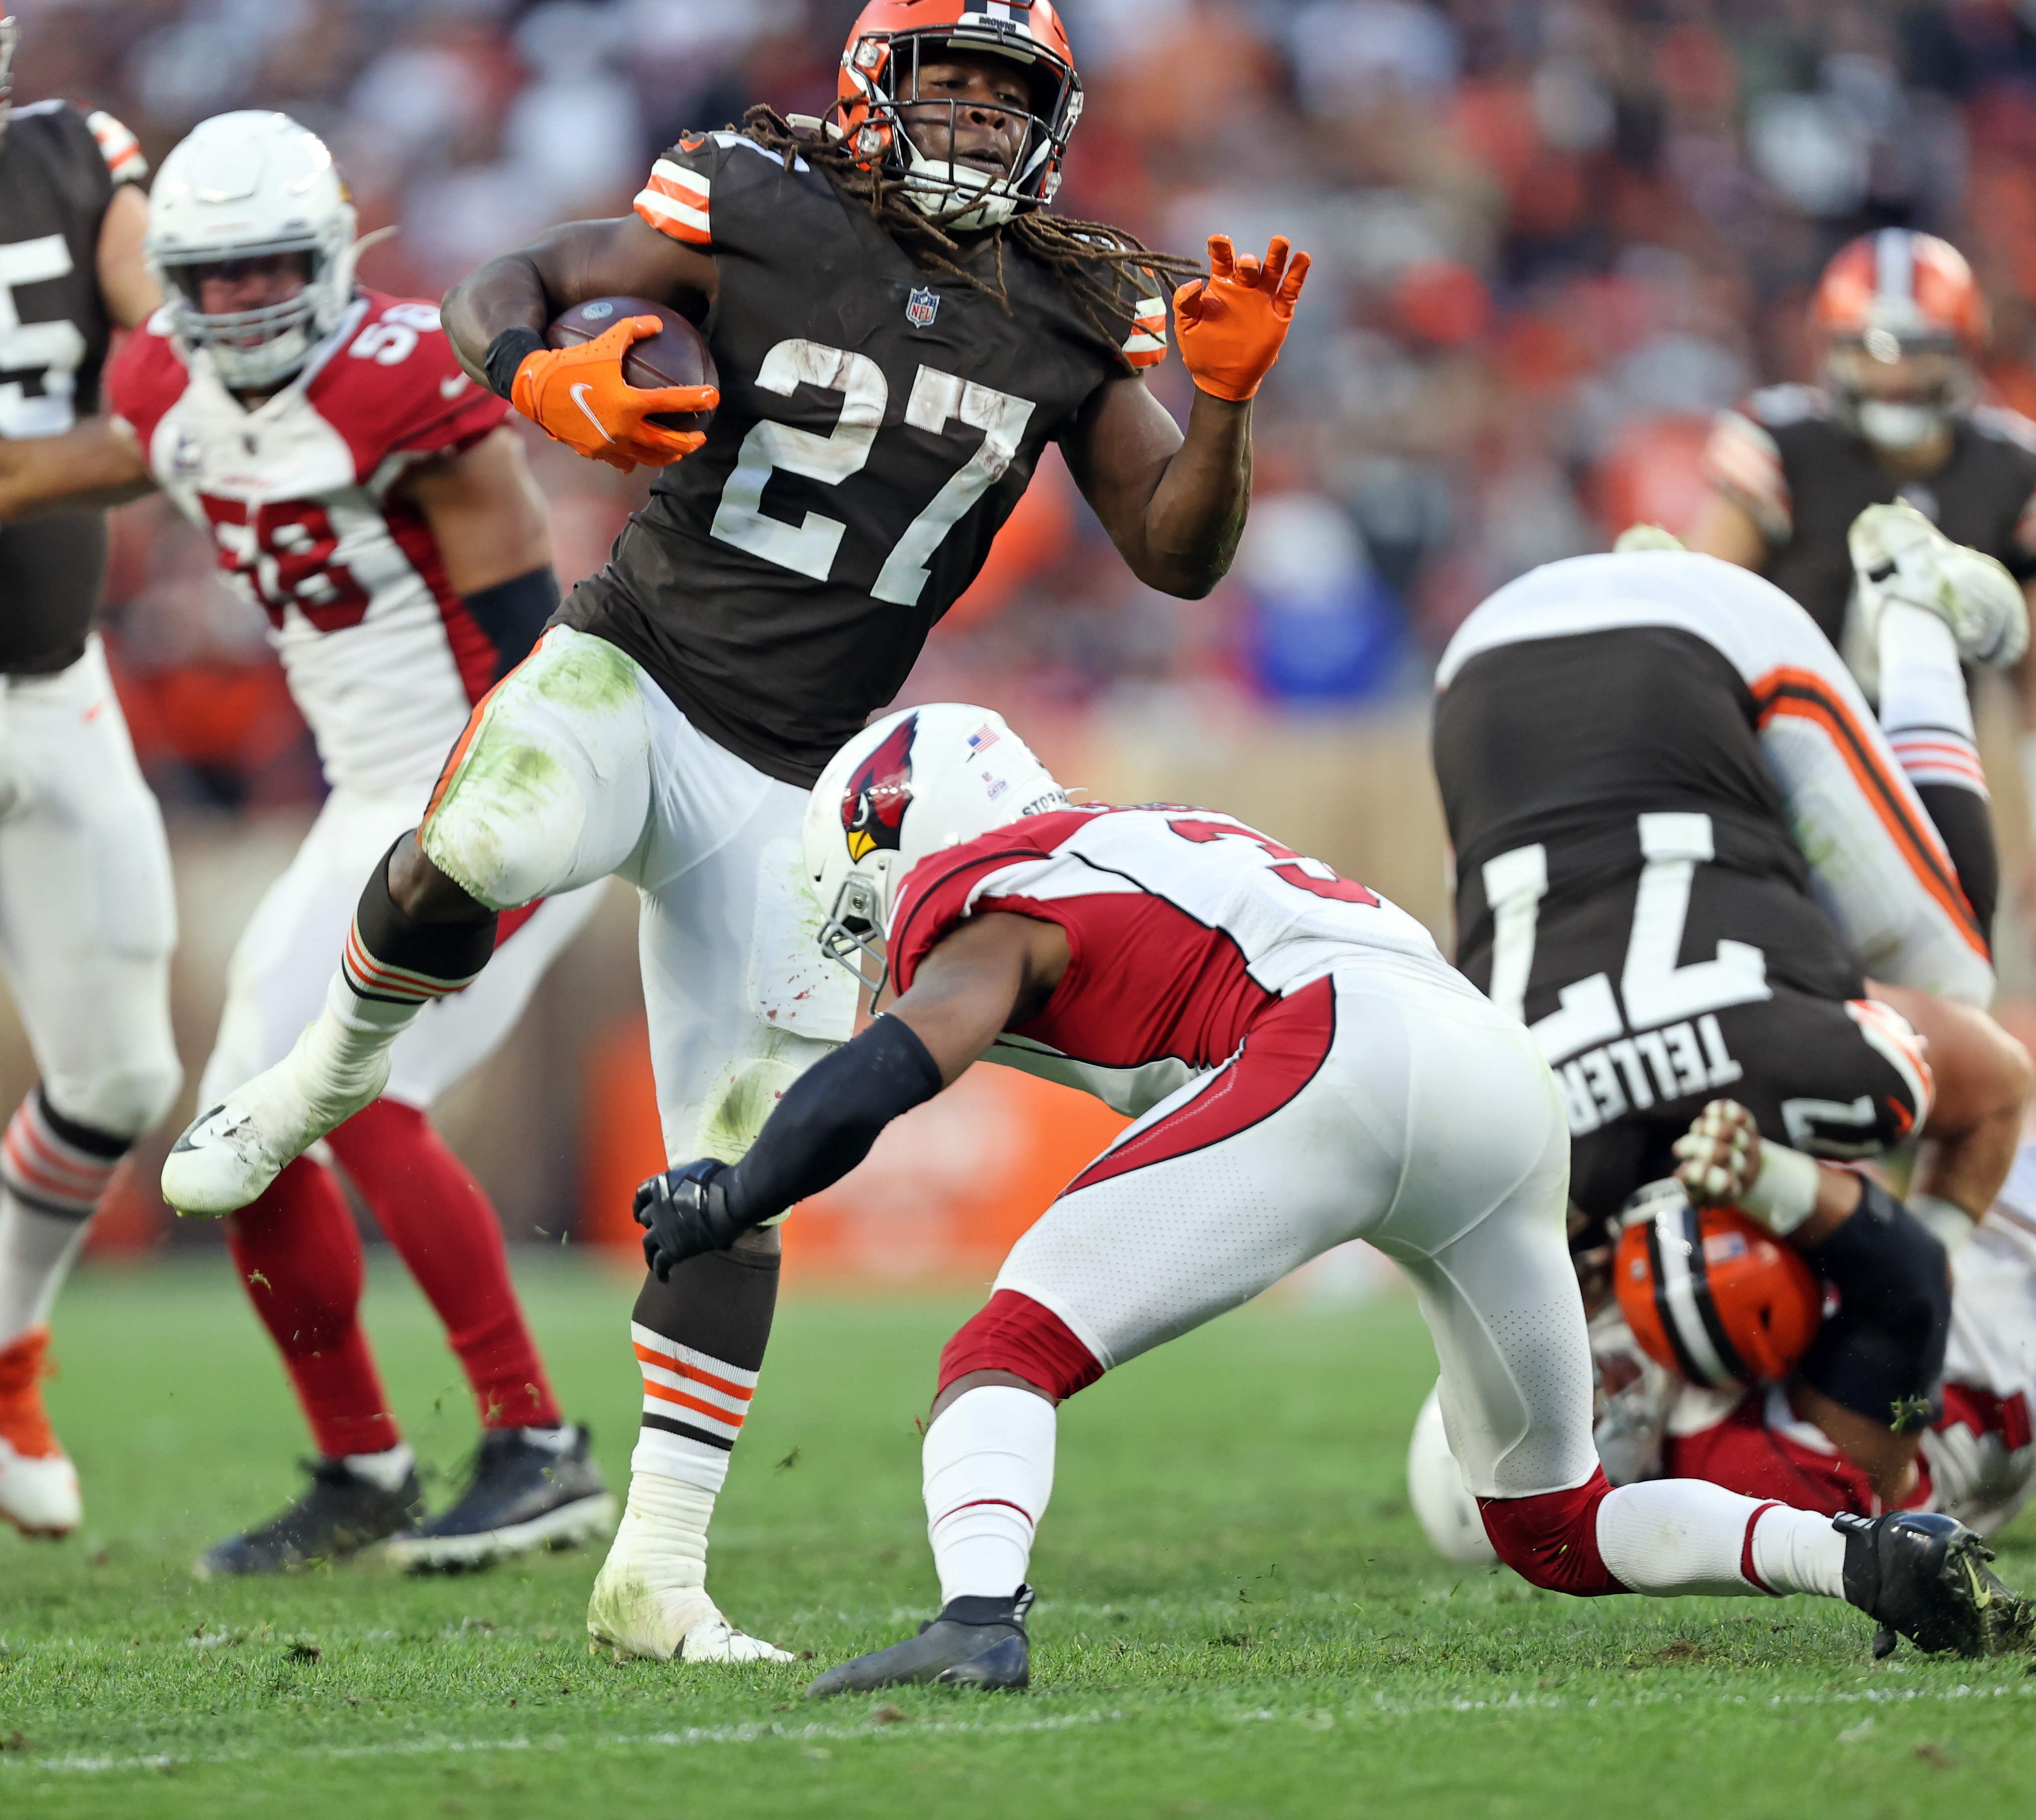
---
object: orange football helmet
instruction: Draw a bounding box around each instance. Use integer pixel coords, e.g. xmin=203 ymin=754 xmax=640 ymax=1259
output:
xmin=1615 ymin=1188 xmax=1822 ymax=1390
xmin=1810 ymin=229 xmax=1986 ymax=452
xmin=836 ymin=0 xmax=1082 ymax=230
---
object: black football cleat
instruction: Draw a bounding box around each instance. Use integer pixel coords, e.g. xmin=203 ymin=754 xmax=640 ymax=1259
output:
xmin=1836 ymin=1510 xmax=2034 ymax=1658
xmin=384 ymin=1424 xmax=616 ymax=1573
xmin=805 ymin=1587 xmax=1034 ymax=1698
xmin=195 ymin=1457 xmax=423 ymax=1577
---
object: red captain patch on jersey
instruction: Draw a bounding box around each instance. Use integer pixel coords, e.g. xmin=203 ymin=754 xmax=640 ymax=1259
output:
xmin=843 ymin=713 xmax=917 ymax=862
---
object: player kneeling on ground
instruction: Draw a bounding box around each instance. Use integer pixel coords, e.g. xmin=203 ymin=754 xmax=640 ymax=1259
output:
xmin=629 ymin=705 xmax=2031 ymax=1695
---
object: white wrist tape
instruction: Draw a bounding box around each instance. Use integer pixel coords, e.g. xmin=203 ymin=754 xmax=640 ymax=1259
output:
xmin=1739 ymin=1141 xmax=1820 ymax=1236
xmin=1906 ymin=1191 xmax=1977 ymax=1256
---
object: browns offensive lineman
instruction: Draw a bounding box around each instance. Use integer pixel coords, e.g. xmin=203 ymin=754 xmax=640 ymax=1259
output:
xmin=0 ymin=112 xmax=614 ymax=1573
xmin=624 ymin=703 xmax=2029 ymax=1690
xmin=1429 ymin=539 xmax=2033 ymax=1526
xmin=0 ymin=14 xmax=183 ymax=1541
xmin=160 ymin=0 xmax=1307 ymax=1662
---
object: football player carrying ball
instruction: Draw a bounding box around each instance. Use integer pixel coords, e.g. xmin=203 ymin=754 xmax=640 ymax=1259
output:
xmin=162 ymin=0 xmax=1311 ymax=1662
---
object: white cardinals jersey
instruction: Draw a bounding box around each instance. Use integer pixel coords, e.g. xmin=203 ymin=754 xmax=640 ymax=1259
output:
xmin=889 ymin=804 xmax=1466 ymax=1116
xmin=107 ymin=291 xmax=511 ymax=793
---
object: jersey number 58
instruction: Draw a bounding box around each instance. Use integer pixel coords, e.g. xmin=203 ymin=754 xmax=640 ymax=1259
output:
xmin=199 ymin=494 xmax=372 ymax=632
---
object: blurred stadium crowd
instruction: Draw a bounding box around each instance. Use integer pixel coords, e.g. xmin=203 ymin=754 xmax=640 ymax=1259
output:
xmin=17 ymin=0 xmax=2036 ymax=808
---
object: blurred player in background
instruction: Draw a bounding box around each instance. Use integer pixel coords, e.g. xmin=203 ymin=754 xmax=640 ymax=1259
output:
xmin=1691 ymin=230 xmax=2036 ymax=945
xmin=160 ymin=0 xmax=1307 ymax=1661
xmin=628 ymin=704 xmax=2030 ymax=1692
xmin=0 ymin=12 xmax=183 ymax=1542
xmin=0 ymin=111 xmax=613 ymax=1574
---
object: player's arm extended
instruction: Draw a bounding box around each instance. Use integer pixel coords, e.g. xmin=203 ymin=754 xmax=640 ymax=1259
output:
xmin=0 ymin=415 xmax=155 ymax=520
xmin=634 ymin=914 xmax=1070 ymax=1272
xmin=1062 ymin=235 xmax=1307 ymax=599
xmin=439 ymin=216 xmax=715 ymax=392
xmin=1685 ymin=489 xmax=1771 ymax=570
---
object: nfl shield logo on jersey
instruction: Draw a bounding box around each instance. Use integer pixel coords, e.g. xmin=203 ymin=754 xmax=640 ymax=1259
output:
xmin=906 ymin=286 xmax=940 ymax=329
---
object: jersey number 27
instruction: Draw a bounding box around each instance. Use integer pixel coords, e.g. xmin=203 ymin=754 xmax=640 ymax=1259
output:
xmin=709 ymin=338 xmax=1033 ymax=606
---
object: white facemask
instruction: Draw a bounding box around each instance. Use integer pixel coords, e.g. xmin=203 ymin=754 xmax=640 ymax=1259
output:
xmin=1857 ymin=399 xmax=1942 ymax=453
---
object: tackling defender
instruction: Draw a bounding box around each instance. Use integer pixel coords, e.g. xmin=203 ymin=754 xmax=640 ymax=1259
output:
xmin=0 ymin=112 xmax=613 ymax=1572
xmin=628 ymin=704 xmax=2029 ymax=1693
xmin=0 ymin=14 xmax=183 ymax=1541
xmin=160 ymin=0 xmax=1305 ymax=1658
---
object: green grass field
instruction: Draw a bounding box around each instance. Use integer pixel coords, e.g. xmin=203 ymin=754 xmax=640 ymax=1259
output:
xmin=3 ymin=1256 xmax=2032 ymax=1820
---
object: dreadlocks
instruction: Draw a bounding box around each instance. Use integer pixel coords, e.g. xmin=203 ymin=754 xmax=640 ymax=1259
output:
xmin=736 ymin=106 xmax=1203 ymax=369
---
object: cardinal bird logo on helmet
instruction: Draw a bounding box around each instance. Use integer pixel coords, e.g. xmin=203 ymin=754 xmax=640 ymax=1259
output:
xmin=842 ymin=714 xmax=918 ymax=861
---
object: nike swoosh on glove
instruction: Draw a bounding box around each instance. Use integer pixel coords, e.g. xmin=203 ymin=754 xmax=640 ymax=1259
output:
xmin=510 ymin=316 xmax=717 ymax=472
xmin=1172 ymin=234 xmax=1312 ymax=403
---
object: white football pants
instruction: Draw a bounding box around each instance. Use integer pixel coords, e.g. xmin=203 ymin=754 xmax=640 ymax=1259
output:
xmin=0 ymin=639 xmax=180 ymax=1137
xmin=997 ymin=954 xmax=1601 ymax=1500
xmin=417 ymin=626 xmax=853 ymax=1164
xmin=199 ymin=779 xmax=603 ymax=1113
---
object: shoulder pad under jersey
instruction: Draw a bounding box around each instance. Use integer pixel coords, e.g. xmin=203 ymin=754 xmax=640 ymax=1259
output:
xmin=1971 ymin=404 xmax=2036 ymax=455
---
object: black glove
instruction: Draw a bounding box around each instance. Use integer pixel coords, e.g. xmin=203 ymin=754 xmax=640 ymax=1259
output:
xmin=634 ymin=1158 xmax=744 ymax=1279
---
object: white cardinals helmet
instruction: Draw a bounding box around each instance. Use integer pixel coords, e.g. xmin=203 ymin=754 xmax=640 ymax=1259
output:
xmin=1406 ymin=1382 xmax=1498 ymax=1566
xmin=146 ymin=111 xmax=360 ymax=392
xmin=803 ymin=703 xmax=1068 ymax=988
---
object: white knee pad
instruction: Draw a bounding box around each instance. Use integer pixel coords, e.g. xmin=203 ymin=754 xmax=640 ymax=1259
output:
xmin=420 ymin=630 xmax=651 ymax=910
xmin=46 ymin=1051 xmax=184 ymax=1144
xmin=423 ymin=750 xmax=593 ymax=910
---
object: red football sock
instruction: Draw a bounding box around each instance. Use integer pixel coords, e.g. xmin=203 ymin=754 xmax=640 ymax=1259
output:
xmin=325 ymin=1099 xmax=562 ymax=1431
xmin=226 ymin=1156 xmax=400 ymax=1459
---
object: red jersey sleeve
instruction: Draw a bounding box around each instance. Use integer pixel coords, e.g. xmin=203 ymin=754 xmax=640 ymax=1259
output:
xmin=309 ymin=291 xmax=510 ymax=483
xmin=105 ymin=310 xmax=190 ymax=457
xmin=887 ymin=812 xmax=1104 ymax=995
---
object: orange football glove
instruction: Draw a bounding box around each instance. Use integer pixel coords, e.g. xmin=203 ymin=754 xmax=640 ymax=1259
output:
xmin=509 ymin=316 xmax=717 ymax=473
xmin=1172 ymin=234 xmax=1311 ymax=403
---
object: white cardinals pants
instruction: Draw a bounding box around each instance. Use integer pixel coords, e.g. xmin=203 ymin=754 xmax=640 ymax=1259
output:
xmin=1920 ymin=1147 xmax=2036 ymax=1535
xmin=199 ymin=776 xmax=605 ymax=1112
xmin=0 ymin=640 xmax=179 ymax=1137
xmin=996 ymin=954 xmax=1600 ymax=1499
xmin=416 ymin=626 xmax=854 ymax=1163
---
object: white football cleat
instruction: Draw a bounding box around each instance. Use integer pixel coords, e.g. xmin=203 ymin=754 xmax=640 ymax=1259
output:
xmin=0 ymin=1327 xmax=81 ymax=1538
xmin=1849 ymin=500 xmax=2030 ymax=669
xmin=585 ymin=1470 xmax=792 ymax=1663
xmin=162 ymin=1020 xmax=389 ymax=1215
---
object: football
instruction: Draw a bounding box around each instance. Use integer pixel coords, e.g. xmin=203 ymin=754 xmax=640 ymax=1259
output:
xmin=545 ymin=296 xmax=717 ymax=433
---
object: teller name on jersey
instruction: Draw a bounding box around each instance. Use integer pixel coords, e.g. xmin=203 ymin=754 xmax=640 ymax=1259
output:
xmin=108 ymin=292 xmax=510 ymax=795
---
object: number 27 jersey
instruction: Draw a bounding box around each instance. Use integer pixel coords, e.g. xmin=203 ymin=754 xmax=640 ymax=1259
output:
xmin=561 ymin=132 xmax=1166 ymax=788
